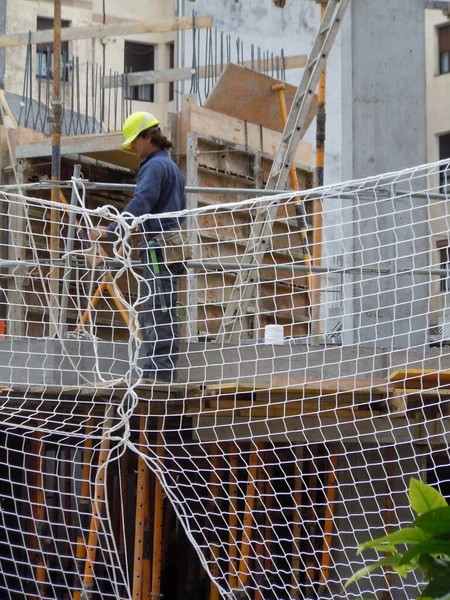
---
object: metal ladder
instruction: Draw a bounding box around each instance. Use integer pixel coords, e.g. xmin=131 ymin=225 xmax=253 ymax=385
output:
xmin=216 ymin=0 xmax=351 ymax=342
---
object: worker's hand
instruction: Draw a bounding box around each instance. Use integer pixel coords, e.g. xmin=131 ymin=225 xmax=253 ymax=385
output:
xmin=89 ymin=226 xmax=108 ymax=241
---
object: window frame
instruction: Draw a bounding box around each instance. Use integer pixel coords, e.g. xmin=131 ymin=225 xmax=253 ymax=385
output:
xmin=36 ymin=16 xmax=71 ymax=81
xmin=438 ymin=24 xmax=450 ymax=75
xmin=437 ymin=240 xmax=450 ymax=293
xmin=123 ymin=40 xmax=155 ymax=103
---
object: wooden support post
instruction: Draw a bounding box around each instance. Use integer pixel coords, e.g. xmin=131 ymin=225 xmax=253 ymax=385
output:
xmin=382 ymin=448 xmax=394 ymax=600
xmin=29 ymin=425 xmax=47 ymax=599
xmin=209 ymin=444 xmax=221 ymax=600
xmin=133 ymin=406 xmax=150 ymax=599
xmin=291 ymin=446 xmax=303 ymax=597
xmin=142 ymin=465 xmax=152 ymax=600
xmin=77 ymin=407 xmax=113 ymax=600
xmin=238 ymin=442 xmax=260 ymax=589
xmin=228 ymin=442 xmax=238 ymax=593
xmin=306 ymin=453 xmax=319 ymax=588
xmin=311 ymin=1 xmax=327 ymax=340
xmin=318 ymin=445 xmax=339 ymax=590
xmin=263 ymin=462 xmax=274 ymax=577
xmin=118 ymin=447 xmax=129 ymax=565
xmin=74 ymin=417 xmax=94 ymax=588
xmin=151 ymin=417 xmax=165 ymax=598
xmin=254 ymin=446 xmax=266 ymax=600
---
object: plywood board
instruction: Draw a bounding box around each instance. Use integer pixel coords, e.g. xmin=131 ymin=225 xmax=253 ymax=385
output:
xmin=204 ymin=63 xmax=317 ymax=135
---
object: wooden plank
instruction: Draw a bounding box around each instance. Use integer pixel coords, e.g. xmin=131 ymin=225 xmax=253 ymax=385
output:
xmin=0 ymin=15 xmax=213 ymax=49
xmin=204 ymin=64 xmax=317 ymax=134
xmin=24 ymin=0 xmax=94 ymax=6
xmin=389 ymin=368 xmax=450 ymax=388
xmin=271 ymin=376 xmax=392 ymax=395
xmin=24 ymin=0 xmax=92 ymax=7
xmin=102 ymin=55 xmax=307 ymax=89
xmin=186 ymin=103 xmax=312 ymax=168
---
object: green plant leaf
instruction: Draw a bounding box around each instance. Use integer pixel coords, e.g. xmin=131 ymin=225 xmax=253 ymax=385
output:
xmin=418 ymin=554 xmax=450 ymax=580
xmin=420 ymin=574 xmax=450 ymax=598
xmin=415 ymin=507 xmax=450 ymax=536
xmin=399 ymin=540 xmax=450 ymax=566
xmin=410 ymin=479 xmax=448 ymax=516
xmin=358 ymin=527 xmax=429 ymax=554
xmin=345 ymin=556 xmax=404 ymax=588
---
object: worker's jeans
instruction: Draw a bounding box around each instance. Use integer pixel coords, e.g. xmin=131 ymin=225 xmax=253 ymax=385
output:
xmin=139 ymin=247 xmax=184 ymax=382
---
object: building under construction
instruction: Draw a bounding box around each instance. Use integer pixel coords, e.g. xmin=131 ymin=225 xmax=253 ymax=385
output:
xmin=0 ymin=2 xmax=450 ymax=600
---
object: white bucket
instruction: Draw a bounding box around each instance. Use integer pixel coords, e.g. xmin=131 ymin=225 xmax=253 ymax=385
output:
xmin=264 ymin=324 xmax=284 ymax=345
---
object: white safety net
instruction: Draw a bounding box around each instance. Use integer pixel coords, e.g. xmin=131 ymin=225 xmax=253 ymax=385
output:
xmin=0 ymin=160 xmax=449 ymax=599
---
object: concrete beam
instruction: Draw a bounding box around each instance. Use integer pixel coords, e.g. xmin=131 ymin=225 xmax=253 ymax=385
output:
xmin=15 ymin=132 xmax=124 ymax=159
xmin=0 ymin=15 xmax=213 ymax=48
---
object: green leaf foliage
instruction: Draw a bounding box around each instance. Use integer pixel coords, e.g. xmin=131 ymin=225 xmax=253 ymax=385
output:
xmin=415 ymin=507 xmax=450 ymax=537
xmin=399 ymin=540 xmax=450 ymax=566
xmin=358 ymin=527 xmax=430 ymax=554
xmin=345 ymin=556 xmax=411 ymax=588
xmin=420 ymin=574 xmax=450 ymax=599
xmin=347 ymin=479 xmax=450 ymax=599
xmin=418 ymin=592 xmax=450 ymax=600
xmin=410 ymin=479 xmax=448 ymax=516
xmin=418 ymin=554 xmax=450 ymax=580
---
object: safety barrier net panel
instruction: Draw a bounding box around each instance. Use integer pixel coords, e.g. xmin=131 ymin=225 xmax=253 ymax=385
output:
xmin=0 ymin=160 xmax=449 ymax=599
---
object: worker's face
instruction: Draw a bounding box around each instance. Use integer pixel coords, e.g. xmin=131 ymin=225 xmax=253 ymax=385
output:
xmin=130 ymin=135 xmax=151 ymax=160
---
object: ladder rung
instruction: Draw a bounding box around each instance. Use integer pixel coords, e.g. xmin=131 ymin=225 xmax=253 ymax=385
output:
xmin=282 ymin=127 xmax=296 ymax=141
xmin=306 ymin=56 xmax=319 ymax=71
xmin=319 ymin=23 xmax=332 ymax=36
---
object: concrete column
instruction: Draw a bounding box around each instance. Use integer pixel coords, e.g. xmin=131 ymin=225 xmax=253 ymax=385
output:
xmin=0 ymin=0 xmax=5 ymax=88
xmin=340 ymin=0 xmax=429 ymax=348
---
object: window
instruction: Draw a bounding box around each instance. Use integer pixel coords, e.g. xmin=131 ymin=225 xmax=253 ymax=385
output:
xmin=439 ymin=133 xmax=450 ymax=191
xmin=437 ymin=240 xmax=450 ymax=292
xmin=36 ymin=17 xmax=70 ymax=80
xmin=439 ymin=25 xmax=450 ymax=75
xmin=168 ymin=42 xmax=175 ymax=102
xmin=124 ymin=41 xmax=154 ymax=103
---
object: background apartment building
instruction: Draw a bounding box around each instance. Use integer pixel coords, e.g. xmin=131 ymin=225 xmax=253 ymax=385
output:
xmin=0 ymin=0 xmax=177 ymax=131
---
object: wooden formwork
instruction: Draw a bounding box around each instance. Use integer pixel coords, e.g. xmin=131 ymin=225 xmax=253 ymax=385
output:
xmin=173 ymin=94 xmax=314 ymax=341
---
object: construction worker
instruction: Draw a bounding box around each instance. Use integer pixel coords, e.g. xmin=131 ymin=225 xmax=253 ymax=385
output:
xmin=89 ymin=111 xmax=187 ymax=384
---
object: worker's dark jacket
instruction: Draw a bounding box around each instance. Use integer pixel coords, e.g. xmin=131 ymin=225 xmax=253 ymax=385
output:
xmin=108 ymin=149 xmax=186 ymax=239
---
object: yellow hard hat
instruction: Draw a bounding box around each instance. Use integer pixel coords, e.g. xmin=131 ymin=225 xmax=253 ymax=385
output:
xmin=121 ymin=112 xmax=160 ymax=149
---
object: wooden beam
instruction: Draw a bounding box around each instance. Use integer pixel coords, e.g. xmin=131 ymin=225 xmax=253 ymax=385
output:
xmin=0 ymin=15 xmax=213 ymax=49
xmin=24 ymin=0 xmax=92 ymax=7
xmin=102 ymin=55 xmax=308 ymax=89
